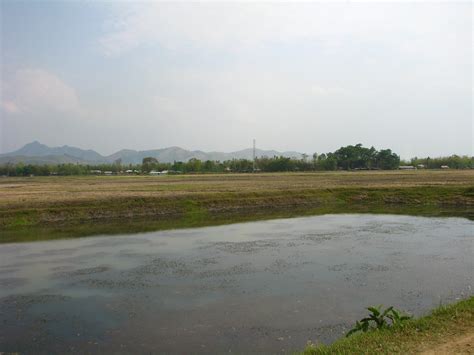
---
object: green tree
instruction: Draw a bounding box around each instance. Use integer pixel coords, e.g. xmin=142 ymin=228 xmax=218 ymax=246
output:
xmin=142 ymin=157 xmax=159 ymax=172
xmin=376 ymin=149 xmax=400 ymax=170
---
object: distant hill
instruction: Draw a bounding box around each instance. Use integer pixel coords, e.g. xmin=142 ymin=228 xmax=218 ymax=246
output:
xmin=0 ymin=154 xmax=87 ymax=165
xmin=9 ymin=141 xmax=106 ymax=162
xmin=0 ymin=142 xmax=303 ymax=165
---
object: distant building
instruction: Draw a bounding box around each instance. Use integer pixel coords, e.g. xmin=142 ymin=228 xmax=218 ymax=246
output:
xmin=441 ymin=165 xmax=449 ymax=169
xmin=399 ymin=165 xmax=416 ymax=170
xmin=104 ymin=171 xmax=113 ymax=175
xmin=417 ymin=164 xmax=425 ymax=169
xmin=150 ymin=170 xmax=169 ymax=176
xmin=90 ymin=170 xmax=102 ymax=174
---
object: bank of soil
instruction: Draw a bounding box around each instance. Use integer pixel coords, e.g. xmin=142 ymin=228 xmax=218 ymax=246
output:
xmin=421 ymin=331 xmax=474 ymax=354
xmin=1 ymin=171 xmax=473 ymax=242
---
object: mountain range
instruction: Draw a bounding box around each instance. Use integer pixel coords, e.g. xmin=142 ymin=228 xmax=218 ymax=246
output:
xmin=0 ymin=141 xmax=303 ymax=165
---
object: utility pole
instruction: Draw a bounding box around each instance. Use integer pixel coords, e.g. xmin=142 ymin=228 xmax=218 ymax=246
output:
xmin=253 ymin=139 xmax=256 ymax=172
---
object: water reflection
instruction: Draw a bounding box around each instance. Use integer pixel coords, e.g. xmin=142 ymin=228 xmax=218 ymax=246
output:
xmin=0 ymin=214 xmax=473 ymax=353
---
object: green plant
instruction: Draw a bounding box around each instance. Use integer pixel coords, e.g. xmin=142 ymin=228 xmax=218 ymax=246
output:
xmin=386 ymin=306 xmax=412 ymax=326
xmin=346 ymin=305 xmax=411 ymax=337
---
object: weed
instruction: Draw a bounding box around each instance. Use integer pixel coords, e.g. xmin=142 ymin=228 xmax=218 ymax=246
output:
xmin=346 ymin=305 xmax=412 ymax=337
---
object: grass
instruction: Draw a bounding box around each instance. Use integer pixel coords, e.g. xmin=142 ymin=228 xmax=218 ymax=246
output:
xmin=302 ymin=296 xmax=474 ymax=354
xmin=0 ymin=170 xmax=473 ymax=242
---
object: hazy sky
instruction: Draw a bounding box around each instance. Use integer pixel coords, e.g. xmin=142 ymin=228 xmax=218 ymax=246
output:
xmin=1 ymin=1 xmax=472 ymax=158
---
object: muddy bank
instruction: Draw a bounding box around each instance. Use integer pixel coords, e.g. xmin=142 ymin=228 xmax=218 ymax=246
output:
xmin=2 ymin=185 xmax=473 ymax=243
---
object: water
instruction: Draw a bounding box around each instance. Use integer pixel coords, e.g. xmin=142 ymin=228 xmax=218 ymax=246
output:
xmin=1 ymin=214 xmax=473 ymax=353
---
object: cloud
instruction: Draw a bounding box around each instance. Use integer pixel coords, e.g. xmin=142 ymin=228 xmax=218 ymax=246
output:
xmin=1 ymin=100 xmax=20 ymax=113
xmin=151 ymin=95 xmax=182 ymax=116
xmin=1 ymin=69 xmax=80 ymax=115
xmin=310 ymin=86 xmax=348 ymax=96
xmin=98 ymin=2 xmax=465 ymax=56
xmin=146 ymin=68 xmax=353 ymax=133
xmin=97 ymin=3 xmax=356 ymax=55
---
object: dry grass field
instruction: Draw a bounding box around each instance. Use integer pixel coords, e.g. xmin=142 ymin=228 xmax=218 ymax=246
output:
xmin=1 ymin=170 xmax=473 ymax=208
xmin=1 ymin=170 xmax=473 ymax=242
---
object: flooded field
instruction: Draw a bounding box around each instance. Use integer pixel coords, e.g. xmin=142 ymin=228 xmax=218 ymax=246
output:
xmin=1 ymin=214 xmax=473 ymax=354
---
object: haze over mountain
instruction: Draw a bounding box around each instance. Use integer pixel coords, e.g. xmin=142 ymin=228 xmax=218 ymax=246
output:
xmin=0 ymin=141 xmax=303 ymax=165
xmin=1 ymin=3 xmax=472 ymax=159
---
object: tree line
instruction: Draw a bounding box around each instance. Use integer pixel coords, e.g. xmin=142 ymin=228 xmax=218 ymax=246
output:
xmin=404 ymin=155 xmax=473 ymax=169
xmin=1 ymin=144 xmax=472 ymax=176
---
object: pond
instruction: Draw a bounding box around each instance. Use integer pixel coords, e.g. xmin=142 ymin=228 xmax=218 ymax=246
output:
xmin=1 ymin=214 xmax=473 ymax=353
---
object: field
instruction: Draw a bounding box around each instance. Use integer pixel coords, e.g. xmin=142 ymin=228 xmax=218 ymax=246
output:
xmin=1 ymin=170 xmax=473 ymax=242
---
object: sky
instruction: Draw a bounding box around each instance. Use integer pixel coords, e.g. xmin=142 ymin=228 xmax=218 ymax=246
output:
xmin=0 ymin=1 xmax=472 ymax=159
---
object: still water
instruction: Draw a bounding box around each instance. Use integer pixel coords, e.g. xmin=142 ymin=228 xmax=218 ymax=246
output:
xmin=1 ymin=214 xmax=473 ymax=353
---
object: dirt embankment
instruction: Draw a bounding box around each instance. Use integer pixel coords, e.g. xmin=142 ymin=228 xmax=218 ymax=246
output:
xmin=1 ymin=171 xmax=473 ymax=231
xmin=421 ymin=331 xmax=474 ymax=354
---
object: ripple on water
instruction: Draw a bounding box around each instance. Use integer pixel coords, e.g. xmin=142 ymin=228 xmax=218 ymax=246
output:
xmin=74 ymin=277 xmax=154 ymax=290
xmin=197 ymin=262 xmax=256 ymax=279
xmin=1 ymin=293 xmax=71 ymax=310
xmin=0 ymin=277 xmax=28 ymax=289
xmin=128 ymin=257 xmax=193 ymax=277
xmin=55 ymin=265 xmax=111 ymax=278
xmin=206 ymin=240 xmax=280 ymax=254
